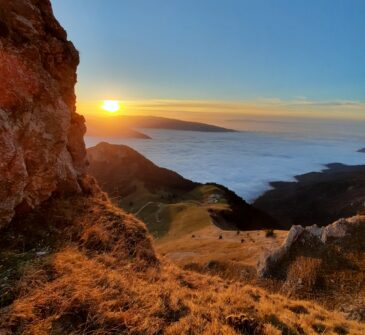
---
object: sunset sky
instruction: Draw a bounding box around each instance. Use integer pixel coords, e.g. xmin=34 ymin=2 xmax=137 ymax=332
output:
xmin=52 ymin=0 xmax=365 ymax=120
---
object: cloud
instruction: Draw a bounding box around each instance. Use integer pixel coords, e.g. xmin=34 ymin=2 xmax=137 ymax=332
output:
xmin=77 ymin=98 xmax=365 ymax=121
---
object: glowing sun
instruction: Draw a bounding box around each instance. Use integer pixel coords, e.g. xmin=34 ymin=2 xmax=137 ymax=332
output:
xmin=101 ymin=100 xmax=121 ymax=113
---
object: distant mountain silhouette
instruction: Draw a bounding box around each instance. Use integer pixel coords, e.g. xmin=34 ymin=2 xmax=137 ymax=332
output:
xmin=86 ymin=115 xmax=235 ymax=138
xmin=254 ymin=163 xmax=365 ymax=228
xmin=117 ymin=115 xmax=236 ymax=132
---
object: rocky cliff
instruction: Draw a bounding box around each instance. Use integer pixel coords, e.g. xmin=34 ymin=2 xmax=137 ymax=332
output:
xmin=0 ymin=0 xmax=87 ymax=228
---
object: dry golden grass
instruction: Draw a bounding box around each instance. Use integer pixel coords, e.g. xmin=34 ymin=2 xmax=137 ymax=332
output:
xmin=5 ymin=251 xmax=365 ymax=335
xmin=285 ymin=257 xmax=324 ymax=294
xmin=157 ymin=226 xmax=286 ymax=268
xmin=1 ymin=194 xmax=364 ymax=334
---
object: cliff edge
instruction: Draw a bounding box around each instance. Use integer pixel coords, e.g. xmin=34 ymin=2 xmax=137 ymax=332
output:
xmin=0 ymin=0 xmax=87 ymax=228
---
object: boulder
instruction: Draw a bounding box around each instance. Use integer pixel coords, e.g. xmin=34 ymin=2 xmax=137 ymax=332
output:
xmin=257 ymin=215 xmax=365 ymax=278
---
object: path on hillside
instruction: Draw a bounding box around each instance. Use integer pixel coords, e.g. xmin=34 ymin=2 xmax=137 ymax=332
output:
xmin=134 ymin=200 xmax=203 ymax=219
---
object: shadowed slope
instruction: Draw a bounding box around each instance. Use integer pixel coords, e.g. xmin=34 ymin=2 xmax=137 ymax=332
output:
xmin=254 ymin=163 xmax=365 ymax=228
xmin=87 ymin=142 xmax=197 ymax=198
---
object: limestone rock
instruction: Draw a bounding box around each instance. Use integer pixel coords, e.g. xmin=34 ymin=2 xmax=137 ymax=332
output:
xmin=0 ymin=0 xmax=87 ymax=228
xmin=257 ymin=215 xmax=365 ymax=278
xmin=321 ymin=216 xmax=358 ymax=242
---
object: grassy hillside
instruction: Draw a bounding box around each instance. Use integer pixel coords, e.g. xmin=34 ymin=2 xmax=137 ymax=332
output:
xmin=1 ymin=192 xmax=364 ymax=334
xmin=157 ymin=228 xmax=287 ymax=271
xmin=85 ymin=143 xmax=365 ymax=328
xmin=87 ymin=142 xmax=277 ymax=238
xmin=120 ymin=183 xmax=231 ymax=240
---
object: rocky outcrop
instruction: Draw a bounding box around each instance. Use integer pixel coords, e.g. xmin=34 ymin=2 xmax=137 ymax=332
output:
xmin=257 ymin=215 xmax=365 ymax=278
xmin=0 ymin=0 xmax=87 ymax=228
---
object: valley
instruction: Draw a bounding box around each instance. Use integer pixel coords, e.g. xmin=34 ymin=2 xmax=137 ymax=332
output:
xmin=87 ymin=142 xmax=365 ymax=324
xmin=87 ymin=142 xmax=277 ymax=238
xmin=1 ymin=1 xmax=364 ymax=334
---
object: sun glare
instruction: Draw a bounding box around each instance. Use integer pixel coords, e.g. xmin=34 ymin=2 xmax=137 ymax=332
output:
xmin=101 ymin=100 xmax=121 ymax=113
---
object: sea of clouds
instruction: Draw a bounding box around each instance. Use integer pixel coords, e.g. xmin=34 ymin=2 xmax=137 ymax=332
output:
xmin=85 ymin=120 xmax=365 ymax=202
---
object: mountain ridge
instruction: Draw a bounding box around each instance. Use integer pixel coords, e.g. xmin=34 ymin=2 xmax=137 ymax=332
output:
xmin=254 ymin=163 xmax=365 ymax=228
xmin=87 ymin=142 xmax=278 ymax=234
xmin=86 ymin=115 xmax=236 ymax=138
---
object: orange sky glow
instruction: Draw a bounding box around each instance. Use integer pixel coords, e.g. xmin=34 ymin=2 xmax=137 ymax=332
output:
xmin=77 ymin=99 xmax=365 ymax=123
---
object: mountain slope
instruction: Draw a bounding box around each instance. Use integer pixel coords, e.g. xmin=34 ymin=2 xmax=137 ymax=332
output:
xmin=87 ymin=142 xmax=277 ymax=236
xmin=87 ymin=142 xmax=197 ymax=198
xmin=2 ymin=192 xmax=365 ymax=335
xmin=254 ymin=163 xmax=365 ymax=228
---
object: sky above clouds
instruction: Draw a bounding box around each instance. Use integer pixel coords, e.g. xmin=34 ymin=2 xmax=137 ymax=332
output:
xmin=52 ymin=0 xmax=365 ymax=119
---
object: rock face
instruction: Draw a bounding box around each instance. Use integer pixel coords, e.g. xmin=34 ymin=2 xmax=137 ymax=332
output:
xmin=257 ymin=215 xmax=365 ymax=278
xmin=0 ymin=0 xmax=87 ymax=228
